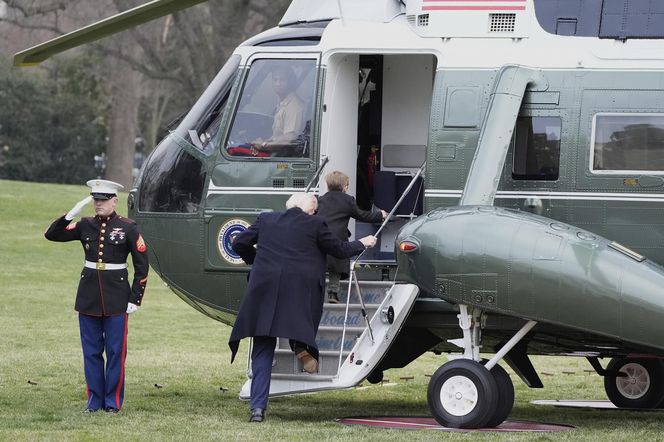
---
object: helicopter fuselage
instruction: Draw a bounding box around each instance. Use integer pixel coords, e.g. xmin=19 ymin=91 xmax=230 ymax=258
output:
xmin=129 ymin=2 xmax=664 ymax=358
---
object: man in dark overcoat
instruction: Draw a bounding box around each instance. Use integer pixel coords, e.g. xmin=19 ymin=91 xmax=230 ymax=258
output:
xmin=228 ymin=192 xmax=376 ymax=423
xmin=317 ymin=171 xmax=387 ymax=303
xmin=45 ymin=179 xmax=149 ymax=413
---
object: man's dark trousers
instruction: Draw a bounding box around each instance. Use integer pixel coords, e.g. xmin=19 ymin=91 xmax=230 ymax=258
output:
xmin=250 ymin=336 xmax=276 ymax=410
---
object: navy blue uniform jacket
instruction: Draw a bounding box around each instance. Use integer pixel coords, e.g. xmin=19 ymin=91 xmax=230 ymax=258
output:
xmin=316 ymin=191 xmax=383 ymax=276
xmin=45 ymin=213 xmax=149 ymax=316
xmin=228 ymin=207 xmax=366 ymax=362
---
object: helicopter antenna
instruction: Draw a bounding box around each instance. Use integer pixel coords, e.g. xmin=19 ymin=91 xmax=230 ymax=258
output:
xmin=305 ymin=156 xmax=330 ymax=193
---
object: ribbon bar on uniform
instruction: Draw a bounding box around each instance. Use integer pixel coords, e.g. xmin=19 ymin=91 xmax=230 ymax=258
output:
xmin=84 ymin=261 xmax=127 ymax=271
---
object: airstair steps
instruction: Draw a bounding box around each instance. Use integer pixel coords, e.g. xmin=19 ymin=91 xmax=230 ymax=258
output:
xmin=239 ymin=282 xmax=420 ymax=399
xmin=269 ymin=279 xmax=392 ymax=376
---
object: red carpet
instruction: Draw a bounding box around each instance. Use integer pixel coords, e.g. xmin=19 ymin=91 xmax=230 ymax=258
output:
xmin=335 ymin=416 xmax=574 ymax=432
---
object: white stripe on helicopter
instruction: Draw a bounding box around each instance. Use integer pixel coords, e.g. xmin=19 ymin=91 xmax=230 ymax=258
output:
xmin=425 ymin=190 xmax=664 ymax=202
xmin=207 ymin=186 xmax=664 ymax=203
xmin=207 ymin=186 xmax=319 ymax=196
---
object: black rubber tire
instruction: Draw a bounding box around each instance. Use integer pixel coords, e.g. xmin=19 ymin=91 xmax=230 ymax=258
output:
xmin=366 ymin=370 xmax=384 ymax=384
xmin=483 ymin=362 xmax=514 ymax=427
xmin=427 ymin=359 xmax=499 ymax=429
xmin=604 ymin=358 xmax=664 ymax=409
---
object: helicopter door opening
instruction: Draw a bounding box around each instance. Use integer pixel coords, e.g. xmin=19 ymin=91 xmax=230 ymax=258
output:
xmin=321 ymin=53 xmax=435 ymax=262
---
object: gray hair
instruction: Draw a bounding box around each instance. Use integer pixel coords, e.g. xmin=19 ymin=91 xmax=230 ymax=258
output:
xmin=286 ymin=192 xmax=317 ymax=213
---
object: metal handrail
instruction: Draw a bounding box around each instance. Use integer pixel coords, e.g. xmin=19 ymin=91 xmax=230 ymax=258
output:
xmin=305 ymin=156 xmax=329 ymax=193
xmin=335 ymin=162 xmax=426 ymax=374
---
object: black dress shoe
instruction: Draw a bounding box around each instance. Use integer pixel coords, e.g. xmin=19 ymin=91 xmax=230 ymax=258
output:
xmin=104 ymin=407 xmax=120 ymax=413
xmin=249 ymin=408 xmax=265 ymax=423
xmin=327 ymin=292 xmax=340 ymax=304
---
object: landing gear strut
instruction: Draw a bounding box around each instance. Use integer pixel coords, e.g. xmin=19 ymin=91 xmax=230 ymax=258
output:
xmin=426 ymin=304 xmax=536 ymax=428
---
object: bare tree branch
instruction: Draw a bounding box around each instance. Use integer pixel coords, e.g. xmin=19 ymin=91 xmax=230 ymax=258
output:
xmin=4 ymin=0 xmax=67 ymax=18
xmin=1 ymin=16 xmax=61 ymax=34
xmin=93 ymin=42 xmax=183 ymax=84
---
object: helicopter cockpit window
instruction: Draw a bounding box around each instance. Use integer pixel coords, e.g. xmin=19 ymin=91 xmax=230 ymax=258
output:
xmin=225 ymin=59 xmax=316 ymax=158
xmin=512 ymin=116 xmax=561 ymax=181
xmin=592 ymin=114 xmax=664 ymax=173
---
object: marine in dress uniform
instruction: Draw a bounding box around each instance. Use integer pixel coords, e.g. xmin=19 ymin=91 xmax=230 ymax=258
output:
xmin=228 ymin=193 xmax=376 ymax=423
xmin=45 ymin=179 xmax=149 ymax=413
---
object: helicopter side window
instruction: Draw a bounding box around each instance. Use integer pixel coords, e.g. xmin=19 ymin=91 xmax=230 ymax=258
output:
xmin=174 ymin=54 xmax=240 ymax=154
xmin=225 ymin=59 xmax=316 ymax=158
xmin=512 ymin=116 xmax=561 ymax=181
xmin=138 ymin=136 xmax=205 ymax=213
xmin=188 ymin=88 xmax=234 ymax=154
xmin=592 ymin=114 xmax=664 ymax=173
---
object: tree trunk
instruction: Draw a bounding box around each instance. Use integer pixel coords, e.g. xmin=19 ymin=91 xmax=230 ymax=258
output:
xmin=104 ymin=50 xmax=141 ymax=189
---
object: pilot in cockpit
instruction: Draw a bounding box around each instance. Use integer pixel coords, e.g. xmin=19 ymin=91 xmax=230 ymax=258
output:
xmin=249 ymin=65 xmax=305 ymax=156
xmin=227 ymin=63 xmax=307 ymax=158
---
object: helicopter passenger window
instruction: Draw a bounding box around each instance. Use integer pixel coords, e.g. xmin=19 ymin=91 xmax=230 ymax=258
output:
xmin=225 ymin=59 xmax=316 ymax=158
xmin=512 ymin=116 xmax=561 ymax=181
xmin=592 ymin=114 xmax=664 ymax=173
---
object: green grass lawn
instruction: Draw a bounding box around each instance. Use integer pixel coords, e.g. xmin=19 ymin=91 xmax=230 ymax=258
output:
xmin=1 ymin=178 xmax=664 ymax=441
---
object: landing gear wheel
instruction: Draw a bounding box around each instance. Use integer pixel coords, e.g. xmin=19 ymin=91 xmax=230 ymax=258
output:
xmin=427 ymin=359 xmax=498 ymax=428
xmin=366 ymin=370 xmax=384 ymax=384
xmin=482 ymin=361 xmax=514 ymax=427
xmin=604 ymin=358 xmax=664 ymax=409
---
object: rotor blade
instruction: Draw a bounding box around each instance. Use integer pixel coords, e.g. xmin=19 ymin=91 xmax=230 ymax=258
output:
xmin=13 ymin=0 xmax=209 ymax=67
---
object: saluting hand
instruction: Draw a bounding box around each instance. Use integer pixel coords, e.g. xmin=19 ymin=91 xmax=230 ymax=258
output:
xmin=126 ymin=303 xmax=139 ymax=314
xmin=65 ymin=196 xmax=93 ymax=220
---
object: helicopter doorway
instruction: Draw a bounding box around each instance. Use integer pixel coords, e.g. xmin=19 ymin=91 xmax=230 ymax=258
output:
xmin=331 ymin=53 xmax=435 ymax=261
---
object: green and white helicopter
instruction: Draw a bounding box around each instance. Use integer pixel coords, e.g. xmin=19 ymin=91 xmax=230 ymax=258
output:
xmin=16 ymin=0 xmax=664 ymax=428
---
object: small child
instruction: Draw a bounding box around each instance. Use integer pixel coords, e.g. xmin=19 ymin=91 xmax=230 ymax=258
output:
xmin=316 ymin=171 xmax=387 ymax=303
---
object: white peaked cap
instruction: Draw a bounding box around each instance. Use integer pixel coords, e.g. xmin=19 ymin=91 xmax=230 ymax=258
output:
xmin=86 ymin=179 xmax=124 ymax=197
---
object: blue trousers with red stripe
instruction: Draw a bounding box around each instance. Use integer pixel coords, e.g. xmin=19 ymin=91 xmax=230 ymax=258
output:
xmin=78 ymin=313 xmax=128 ymax=411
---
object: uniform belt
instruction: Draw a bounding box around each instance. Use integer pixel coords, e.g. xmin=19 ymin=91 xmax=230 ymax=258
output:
xmin=84 ymin=261 xmax=127 ymax=271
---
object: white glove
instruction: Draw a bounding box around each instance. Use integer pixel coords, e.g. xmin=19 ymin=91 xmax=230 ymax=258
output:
xmin=65 ymin=196 xmax=93 ymax=220
xmin=126 ymin=303 xmax=139 ymax=314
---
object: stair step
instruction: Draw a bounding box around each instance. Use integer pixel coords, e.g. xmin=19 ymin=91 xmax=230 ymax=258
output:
xmin=270 ymin=373 xmax=336 ymax=381
xmin=322 ymin=303 xmax=381 ymax=308
xmin=274 ymin=329 xmax=364 ymax=351
xmin=272 ymin=349 xmax=349 ymax=376
xmin=318 ymin=326 xmax=365 ymax=333
xmin=318 ymin=308 xmax=378 ymax=329
xmin=330 ymin=281 xmax=393 ymax=304
xmin=274 ymin=348 xmax=350 ymax=357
